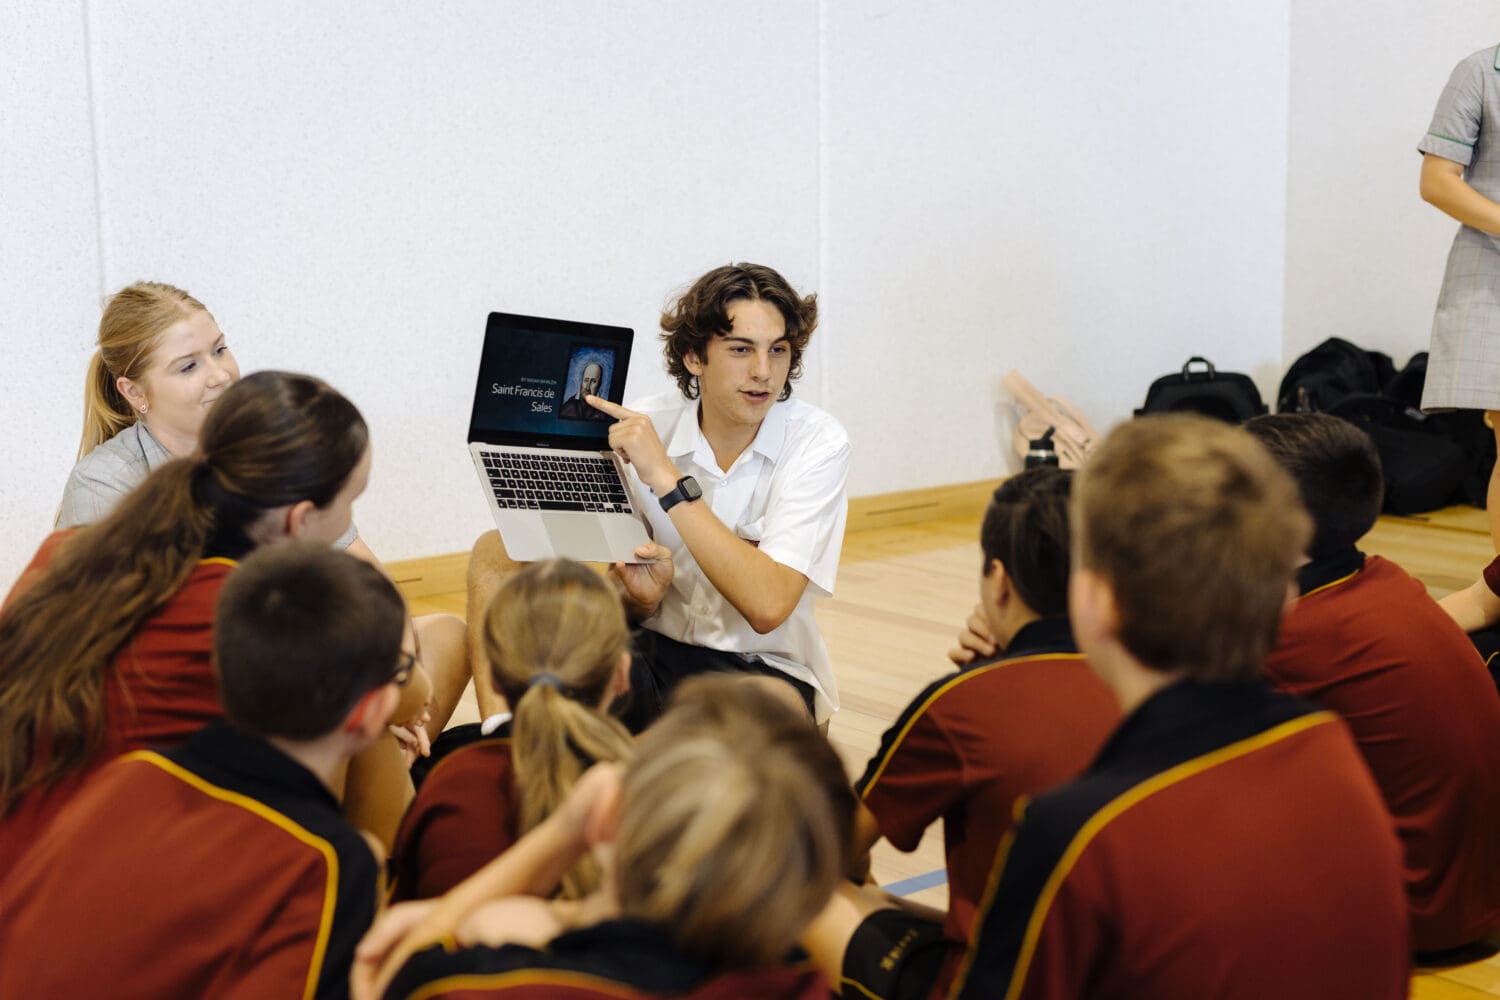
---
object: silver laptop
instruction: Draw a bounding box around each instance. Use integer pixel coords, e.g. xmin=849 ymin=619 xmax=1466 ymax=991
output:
xmin=467 ymin=311 xmax=653 ymax=563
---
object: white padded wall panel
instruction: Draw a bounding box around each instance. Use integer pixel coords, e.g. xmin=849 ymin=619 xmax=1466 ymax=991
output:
xmin=1 ymin=1 xmax=103 ymax=587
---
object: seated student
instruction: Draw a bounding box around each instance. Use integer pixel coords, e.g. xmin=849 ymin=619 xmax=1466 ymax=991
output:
xmin=816 ymin=466 xmax=1119 ymax=999
xmin=467 ymin=263 xmax=849 ymax=731
xmin=1437 ymin=539 xmax=1500 ymax=678
xmin=0 ymin=371 xmax=420 ymax=869
xmin=1245 ymin=412 xmax=1500 ymax=953
xmin=58 ymin=280 xmax=468 ymax=736
xmin=0 ymin=543 xmax=405 ymax=999
xmin=868 ymin=415 xmax=1407 ymax=999
xmin=389 ymin=559 xmax=634 ymax=902
xmin=352 ymin=676 xmax=855 ymax=1000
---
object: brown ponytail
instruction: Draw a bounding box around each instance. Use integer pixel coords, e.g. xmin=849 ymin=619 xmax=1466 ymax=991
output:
xmin=0 ymin=371 xmax=368 ymax=812
xmin=79 ymin=281 xmax=208 ymax=458
xmin=484 ymin=559 xmax=634 ymax=900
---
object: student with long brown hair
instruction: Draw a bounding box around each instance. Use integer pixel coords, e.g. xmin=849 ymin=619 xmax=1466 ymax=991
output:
xmin=0 ymin=370 xmax=414 ymax=869
xmin=355 ymin=675 xmax=853 ymax=1000
xmin=389 ymin=559 xmax=634 ymax=902
xmin=58 ymin=280 xmax=469 ymax=739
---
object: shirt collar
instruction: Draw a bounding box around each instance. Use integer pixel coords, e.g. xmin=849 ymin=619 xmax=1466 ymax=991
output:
xmin=1296 ymin=546 xmax=1365 ymax=596
xmin=998 ymin=618 xmax=1077 ymax=659
xmin=666 ymin=398 xmax=790 ymax=468
xmin=178 ymin=721 xmax=340 ymax=810
xmin=135 ymin=421 xmax=173 ymax=470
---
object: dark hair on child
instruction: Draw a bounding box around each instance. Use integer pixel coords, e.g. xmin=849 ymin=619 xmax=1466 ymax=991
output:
xmin=0 ymin=371 xmax=367 ymax=812
xmin=1243 ymin=413 xmax=1384 ymax=558
xmin=214 ymin=543 xmax=406 ymax=740
xmin=979 ymin=466 xmax=1073 ymax=619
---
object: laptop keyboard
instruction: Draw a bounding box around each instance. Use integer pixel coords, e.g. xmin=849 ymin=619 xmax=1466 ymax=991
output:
xmin=481 ymin=451 xmax=635 ymax=514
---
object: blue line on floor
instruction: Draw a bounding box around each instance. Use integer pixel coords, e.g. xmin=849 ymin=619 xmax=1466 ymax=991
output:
xmin=885 ymin=868 xmax=947 ymax=897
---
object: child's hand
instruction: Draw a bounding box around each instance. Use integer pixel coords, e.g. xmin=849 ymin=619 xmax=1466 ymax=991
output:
xmin=389 ymin=714 xmax=431 ymax=768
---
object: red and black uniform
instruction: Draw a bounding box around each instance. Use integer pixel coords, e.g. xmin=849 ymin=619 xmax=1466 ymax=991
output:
xmin=389 ymin=729 xmax=519 ymax=902
xmin=1268 ymin=547 xmax=1500 ymax=951
xmin=0 ymin=531 xmax=234 ymax=873
xmin=0 ymin=722 xmax=378 ymax=1000
xmin=856 ymin=618 xmax=1118 ymax=962
xmin=384 ymin=919 xmax=828 ymax=1000
xmin=949 ymin=681 xmax=1409 ymax=1000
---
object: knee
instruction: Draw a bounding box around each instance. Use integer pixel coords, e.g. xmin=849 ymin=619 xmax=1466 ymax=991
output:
xmin=468 ymin=530 xmax=522 ymax=588
xmin=413 ymin=614 xmax=467 ymax=670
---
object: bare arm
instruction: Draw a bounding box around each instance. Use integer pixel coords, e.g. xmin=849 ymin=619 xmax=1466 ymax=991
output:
xmin=847 ymin=802 xmax=883 ymax=882
xmin=1439 ymin=578 xmax=1500 ymax=633
xmin=351 ymin=764 xmax=622 ymax=1000
xmin=661 ymin=499 xmax=809 ymax=633
xmin=591 ymin=396 xmax=808 ymax=634
xmin=1421 ymin=154 xmax=1500 ymax=235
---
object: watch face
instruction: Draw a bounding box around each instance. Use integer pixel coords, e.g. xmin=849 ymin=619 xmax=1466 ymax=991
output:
xmin=682 ymin=477 xmax=703 ymax=500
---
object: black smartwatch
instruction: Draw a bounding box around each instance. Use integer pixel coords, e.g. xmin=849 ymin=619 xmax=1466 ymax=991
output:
xmin=658 ymin=475 xmax=703 ymax=513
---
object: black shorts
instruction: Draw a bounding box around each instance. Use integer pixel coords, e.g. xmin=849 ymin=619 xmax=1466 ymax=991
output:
xmin=617 ymin=628 xmax=817 ymax=733
xmin=841 ymin=909 xmax=949 ymax=1000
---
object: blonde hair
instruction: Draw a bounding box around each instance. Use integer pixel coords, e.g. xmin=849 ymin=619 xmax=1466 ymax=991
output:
xmin=80 ymin=282 xmax=209 ymax=457
xmin=483 ymin=559 xmax=634 ymax=899
xmin=1073 ymin=414 xmax=1311 ymax=682
xmin=614 ymin=676 xmax=854 ymax=970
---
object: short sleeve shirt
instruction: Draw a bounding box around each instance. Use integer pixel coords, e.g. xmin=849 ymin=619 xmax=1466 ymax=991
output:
xmin=58 ymin=422 xmax=171 ymax=528
xmin=1419 ymin=46 xmax=1500 ymax=187
xmin=620 ymin=391 xmax=850 ymax=719
xmin=58 ymin=421 xmax=360 ymax=549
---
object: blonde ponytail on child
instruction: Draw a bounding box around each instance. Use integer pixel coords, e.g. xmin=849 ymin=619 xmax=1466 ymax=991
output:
xmin=483 ymin=560 xmax=634 ymax=900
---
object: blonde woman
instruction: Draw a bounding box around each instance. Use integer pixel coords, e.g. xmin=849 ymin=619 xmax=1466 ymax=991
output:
xmin=389 ymin=559 xmax=634 ymax=902
xmin=355 ymin=675 xmax=854 ymax=1000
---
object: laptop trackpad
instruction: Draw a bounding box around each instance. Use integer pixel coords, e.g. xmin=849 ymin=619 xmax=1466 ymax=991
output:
xmin=542 ymin=514 xmax=611 ymax=562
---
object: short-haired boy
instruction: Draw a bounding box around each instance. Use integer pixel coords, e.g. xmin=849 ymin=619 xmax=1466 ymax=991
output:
xmin=0 ymin=543 xmax=410 ymax=999
xmin=1246 ymin=411 xmax=1500 ymax=953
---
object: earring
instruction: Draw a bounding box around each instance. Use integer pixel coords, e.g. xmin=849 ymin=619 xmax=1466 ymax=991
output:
xmin=138 ymin=404 xmax=149 ymax=416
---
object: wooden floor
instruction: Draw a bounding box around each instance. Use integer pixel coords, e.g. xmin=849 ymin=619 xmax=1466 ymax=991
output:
xmin=405 ymin=503 xmax=1500 ymax=998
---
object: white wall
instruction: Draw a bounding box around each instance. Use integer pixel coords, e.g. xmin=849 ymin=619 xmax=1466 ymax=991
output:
xmin=1285 ymin=0 xmax=1497 ymax=367
xmin=1 ymin=1 xmax=103 ymax=584
xmin=824 ymin=1 xmax=1291 ymax=495
xmin=4 ymin=1 xmax=1299 ymax=586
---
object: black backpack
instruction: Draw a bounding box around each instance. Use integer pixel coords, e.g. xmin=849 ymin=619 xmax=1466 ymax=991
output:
xmin=1135 ymin=357 xmax=1267 ymax=423
xmin=1276 ymin=337 xmax=1395 ymax=414
xmin=1277 ymin=342 xmax=1495 ymax=513
xmin=1324 ymin=393 xmax=1468 ymax=515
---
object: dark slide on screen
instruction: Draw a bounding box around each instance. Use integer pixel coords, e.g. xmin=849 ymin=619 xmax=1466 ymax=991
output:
xmin=471 ymin=330 xmax=624 ymax=444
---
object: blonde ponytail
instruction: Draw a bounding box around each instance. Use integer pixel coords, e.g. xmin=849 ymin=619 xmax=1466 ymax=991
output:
xmin=78 ymin=281 xmax=209 ymax=458
xmin=512 ymin=681 xmax=633 ymax=898
xmin=79 ymin=350 xmax=137 ymax=458
xmin=483 ymin=560 xmax=635 ymax=899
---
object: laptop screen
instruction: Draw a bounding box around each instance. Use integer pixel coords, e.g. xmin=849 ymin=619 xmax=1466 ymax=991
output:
xmin=468 ymin=312 xmax=634 ymax=447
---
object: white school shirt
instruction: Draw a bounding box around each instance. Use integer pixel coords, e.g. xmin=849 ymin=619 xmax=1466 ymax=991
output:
xmin=622 ymin=391 xmax=850 ymax=721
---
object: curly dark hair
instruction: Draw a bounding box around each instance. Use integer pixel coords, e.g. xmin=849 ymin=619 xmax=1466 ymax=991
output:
xmin=660 ymin=263 xmax=818 ymax=400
